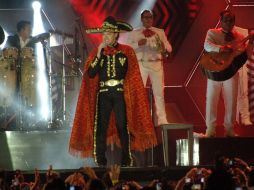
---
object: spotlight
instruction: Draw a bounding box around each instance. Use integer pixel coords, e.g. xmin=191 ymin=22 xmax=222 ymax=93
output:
xmin=32 ymin=1 xmax=41 ymax=10
xmin=0 ymin=29 xmax=8 ymax=49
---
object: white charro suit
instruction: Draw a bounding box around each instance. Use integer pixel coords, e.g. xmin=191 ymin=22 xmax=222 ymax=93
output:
xmin=204 ymin=27 xmax=245 ymax=136
xmin=234 ymin=26 xmax=252 ymax=125
xmin=127 ymin=27 xmax=172 ymax=125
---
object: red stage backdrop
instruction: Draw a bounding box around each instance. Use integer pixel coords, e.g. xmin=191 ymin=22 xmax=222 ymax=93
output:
xmin=69 ymin=0 xmax=201 ymax=54
xmin=69 ymin=0 xmax=254 ymax=136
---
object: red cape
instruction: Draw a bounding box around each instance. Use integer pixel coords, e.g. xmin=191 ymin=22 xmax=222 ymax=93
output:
xmin=69 ymin=44 xmax=157 ymax=158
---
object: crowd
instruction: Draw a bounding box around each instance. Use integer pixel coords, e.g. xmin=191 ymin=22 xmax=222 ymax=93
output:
xmin=1 ymin=156 xmax=254 ymax=190
xmin=175 ymin=155 xmax=254 ymax=190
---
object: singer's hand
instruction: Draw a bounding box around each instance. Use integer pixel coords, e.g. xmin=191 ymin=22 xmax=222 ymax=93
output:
xmin=163 ymin=51 xmax=170 ymax=58
xmin=97 ymin=42 xmax=106 ymax=58
xmin=138 ymin=39 xmax=147 ymax=46
xmin=219 ymin=45 xmax=233 ymax=53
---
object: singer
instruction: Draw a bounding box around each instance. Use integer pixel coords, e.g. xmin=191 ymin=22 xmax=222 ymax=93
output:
xmin=69 ymin=16 xmax=157 ymax=167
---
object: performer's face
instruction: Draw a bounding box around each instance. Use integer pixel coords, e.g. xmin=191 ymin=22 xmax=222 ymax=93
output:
xmin=20 ymin=24 xmax=32 ymax=39
xmin=221 ymin=13 xmax=235 ymax=32
xmin=102 ymin=32 xmax=118 ymax=46
xmin=141 ymin=12 xmax=153 ymax=28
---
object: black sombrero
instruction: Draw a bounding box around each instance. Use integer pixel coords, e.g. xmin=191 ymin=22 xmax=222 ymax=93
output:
xmin=86 ymin=16 xmax=133 ymax=34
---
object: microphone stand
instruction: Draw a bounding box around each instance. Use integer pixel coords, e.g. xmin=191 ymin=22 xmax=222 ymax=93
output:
xmin=76 ymin=18 xmax=88 ymax=63
xmin=40 ymin=38 xmax=54 ymax=129
xmin=16 ymin=48 xmax=23 ymax=130
xmin=62 ymin=34 xmax=67 ymax=123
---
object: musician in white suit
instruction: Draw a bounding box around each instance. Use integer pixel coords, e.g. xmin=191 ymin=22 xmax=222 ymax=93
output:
xmin=127 ymin=10 xmax=172 ymax=126
xmin=204 ymin=10 xmax=247 ymax=137
xmin=235 ymin=26 xmax=253 ymax=126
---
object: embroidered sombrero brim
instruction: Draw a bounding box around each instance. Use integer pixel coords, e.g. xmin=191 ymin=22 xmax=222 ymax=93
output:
xmin=86 ymin=16 xmax=133 ymax=34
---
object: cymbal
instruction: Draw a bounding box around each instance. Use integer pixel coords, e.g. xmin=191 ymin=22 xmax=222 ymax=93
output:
xmin=0 ymin=25 xmax=5 ymax=45
xmin=31 ymin=32 xmax=50 ymax=43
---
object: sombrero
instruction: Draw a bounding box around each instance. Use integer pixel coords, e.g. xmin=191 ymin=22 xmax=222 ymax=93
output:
xmin=0 ymin=25 xmax=5 ymax=45
xmin=86 ymin=16 xmax=133 ymax=34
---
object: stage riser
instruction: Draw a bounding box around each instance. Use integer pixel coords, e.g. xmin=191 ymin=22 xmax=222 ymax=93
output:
xmin=0 ymin=131 xmax=154 ymax=170
xmin=1 ymin=130 xmax=204 ymax=170
xmin=0 ymin=130 xmax=88 ymax=170
xmin=176 ymin=138 xmax=199 ymax=166
xmin=176 ymin=137 xmax=254 ymax=166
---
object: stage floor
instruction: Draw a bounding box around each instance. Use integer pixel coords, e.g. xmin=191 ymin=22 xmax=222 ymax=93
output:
xmin=0 ymin=130 xmax=159 ymax=170
xmin=0 ymin=130 xmax=86 ymax=170
xmin=1 ymin=129 xmax=254 ymax=171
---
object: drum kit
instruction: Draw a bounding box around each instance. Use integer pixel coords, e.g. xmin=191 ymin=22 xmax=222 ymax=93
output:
xmin=0 ymin=24 xmax=82 ymax=130
xmin=0 ymin=25 xmax=51 ymax=130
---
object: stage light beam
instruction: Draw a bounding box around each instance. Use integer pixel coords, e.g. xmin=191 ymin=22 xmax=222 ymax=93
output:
xmin=32 ymin=1 xmax=50 ymax=120
xmin=119 ymin=0 xmax=156 ymax=43
xmin=129 ymin=0 xmax=157 ymax=28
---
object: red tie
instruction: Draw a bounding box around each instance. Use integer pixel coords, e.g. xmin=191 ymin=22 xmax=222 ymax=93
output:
xmin=143 ymin=28 xmax=155 ymax=38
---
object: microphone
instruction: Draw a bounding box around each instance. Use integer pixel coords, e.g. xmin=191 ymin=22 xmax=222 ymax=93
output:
xmin=74 ymin=27 xmax=79 ymax=60
xmin=75 ymin=17 xmax=82 ymax=22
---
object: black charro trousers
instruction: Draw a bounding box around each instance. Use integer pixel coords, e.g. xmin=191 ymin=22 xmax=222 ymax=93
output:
xmin=95 ymin=89 xmax=131 ymax=165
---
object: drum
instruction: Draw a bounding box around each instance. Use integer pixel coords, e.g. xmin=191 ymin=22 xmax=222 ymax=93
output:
xmin=21 ymin=47 xmax=34 ymax=59
xmin=3 ymin=47 xmax=18 ymax=59
xmin=21 ymin=58 xmax=37 ymax=107
xmin=0 ymin=58 xmax=17 ymax=107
